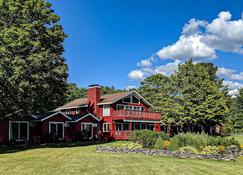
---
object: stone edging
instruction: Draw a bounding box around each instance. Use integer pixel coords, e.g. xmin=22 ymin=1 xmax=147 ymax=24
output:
xmin=96 ymin=146 xmax=240 ymax=161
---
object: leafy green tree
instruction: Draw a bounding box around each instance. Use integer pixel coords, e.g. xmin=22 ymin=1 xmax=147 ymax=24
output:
xmin=173 ymin=60 xmax=230 ymax=133
xmin=64 ymin=84 xmax=125 ymax=103
xmin=138 ymin=74 xmax=183 ymax=123
xmin=65 ymin=83 xmax=86 ymax=103
xmin=0 ymin=0 xmax=68 ymax=119
xmin=100 ymin=86 xmax=124 ymax=95
xmin=233 ymin=88 xmax=243 ymax=133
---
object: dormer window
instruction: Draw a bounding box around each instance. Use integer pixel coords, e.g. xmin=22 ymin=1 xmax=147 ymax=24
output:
xmin=122 ymin=94 xmax=140 ymax=104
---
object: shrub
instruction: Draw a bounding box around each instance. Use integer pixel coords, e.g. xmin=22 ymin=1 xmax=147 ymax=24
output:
xmin=218 ymin=145 xmax=226 ymax=154
xmin=168 ymin=133 xmax=240 ymax=151
xmin=240 ymin=144 xmax=243 ymax=150
xmin=131 ymin=130 xmax=168 ymax=148
xmin=179 ymin=146 xmax=198 ymax=154
xmin=200 ymin=146 xmax=220 ymax=155
xmin=163 ymin=140 xmax=171 ymax=150
xmin=153 ymin=137 xmax=164 ymax=150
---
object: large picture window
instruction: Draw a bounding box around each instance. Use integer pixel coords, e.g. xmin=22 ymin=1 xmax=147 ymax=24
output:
xmin=122 ymin=95 xmax=140 ymax=104
xmin=49 ymin=122 xmax=64 ymax=140
xmin=9 ymin=121 xmax=29 ymax=141
xmin=116 ymin=104 xmax=145 ymax=112
xmin=81 ymin=123 xmax=93 ymax=139
xmin=115 ymin=123 xmax=129 ymax=131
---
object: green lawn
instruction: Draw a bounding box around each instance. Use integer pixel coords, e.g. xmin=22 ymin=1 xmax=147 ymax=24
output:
xmin=0 ymin=142 xmax=242 ymax=175
xmin=233 ymin=135 xmax=243 ymax=144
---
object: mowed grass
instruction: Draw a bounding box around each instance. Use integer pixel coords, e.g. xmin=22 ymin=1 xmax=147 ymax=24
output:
xmin=0 ymin=142 xmax=242 ymax=175
xmin=233 ymin=135 xmax=243 ymax=144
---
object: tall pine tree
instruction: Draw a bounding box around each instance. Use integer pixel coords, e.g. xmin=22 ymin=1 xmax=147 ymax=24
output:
xmin=234 ymin=88 xmax=243 ymax=133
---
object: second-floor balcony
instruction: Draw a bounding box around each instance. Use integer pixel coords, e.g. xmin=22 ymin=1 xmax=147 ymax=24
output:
xmin=112 ymin=110 xmax=161 ymax=121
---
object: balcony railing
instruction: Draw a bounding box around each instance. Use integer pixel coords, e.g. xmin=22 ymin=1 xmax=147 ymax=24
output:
xmin=112 ymin=110 xmax=161 ymax=121
xmin=114 ymin=131 xmax=132 ymax=140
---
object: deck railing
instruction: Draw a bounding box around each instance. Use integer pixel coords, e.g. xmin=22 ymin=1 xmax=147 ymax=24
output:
xmin=112 ymin=110 xmax=161 ymax=121
xmin=114 ymin=131 xmax=132 ymax=140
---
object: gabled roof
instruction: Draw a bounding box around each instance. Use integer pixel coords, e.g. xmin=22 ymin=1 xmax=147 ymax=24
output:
xmin=54 ymin=98 xmax=88 ymax=111
xmin=54 ymin=91 xmax=153 ymax=111
xmin=32 ymin=112 xmax=99 ymax=123
xmin=98 ymin=91 xmax=132 ymax=105
xmin=68 ymin=113 xmax=100 ymax=123
xmin=32 ymin=111 xmax=72 ymax=121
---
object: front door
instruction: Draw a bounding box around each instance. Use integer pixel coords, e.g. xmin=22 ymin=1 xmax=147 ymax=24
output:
xmin=81 ymin=123 xmax=93 ymax=140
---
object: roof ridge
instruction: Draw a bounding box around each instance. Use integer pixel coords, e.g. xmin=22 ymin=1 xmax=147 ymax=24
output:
xmin=101 ymin=91 xmax=132 ymax=97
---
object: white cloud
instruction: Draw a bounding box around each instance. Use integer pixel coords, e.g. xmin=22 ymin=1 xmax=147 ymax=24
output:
xmin=223 ymin=80 xmax=243 ymax=96
xmin=128 ymin=70 xmax=144 ymax=80
xmin=217 ymin=67 xmax=243 ymax=80
xmin=128 ymin=11 xmax=243 ymax=89
xmin=182 ymin=18 xmax=207 ymax=35
xmin=137 ymin=57 xmax=154 ymax=67
xmin=126 ymin=85 xmax=137 ymax=90
xmin=156 ymin=35 xmax=216 ymax=60
xmin=155 ymin=60 xmax=181 ymax=76
xmin=156 ymin=11 xmax=243 ymax=60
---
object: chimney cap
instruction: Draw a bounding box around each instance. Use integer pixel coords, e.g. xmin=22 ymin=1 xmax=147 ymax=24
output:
xmin=88 ymin=84 xmax=100 ymax=88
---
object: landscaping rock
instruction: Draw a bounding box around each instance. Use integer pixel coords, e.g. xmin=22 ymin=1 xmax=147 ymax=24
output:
xmin=96 ymin=146 xmax=239 ymax=161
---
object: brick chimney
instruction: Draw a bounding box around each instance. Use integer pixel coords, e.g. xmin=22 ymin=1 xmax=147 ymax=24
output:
xmin=87 ymin=84 xmax=101 ymax=115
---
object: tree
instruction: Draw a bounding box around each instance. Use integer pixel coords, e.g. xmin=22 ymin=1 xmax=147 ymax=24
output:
xmin=138 ymin=74 xmax=183 ymax=124
xmin=64 ymin=84 xmax=125 ymax=103
xmin=100 ymin=86 xmax=124 ymax=95
xmin=0 ymin=0 xmax=68 ymax=119
xmin=173 ymin=60 xmax=230 ymax=133
xmin=65 ymin=83 xmax=86 ymax=103
xmin=233 ymin=88 xmax=243 ymax=133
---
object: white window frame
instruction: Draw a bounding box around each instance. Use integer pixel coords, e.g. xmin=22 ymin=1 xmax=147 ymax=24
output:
xmin=103 ymin=123 xmax=110 ymax=132
xmin=81 ymin=122 xmax=93 ymax=139
xmin=122 ymin=94 xmax=140 ymax=104
xmin=9 ymin=121 xmax=29 ymax=141
xmin=76 ymin=108 xmax=80 ymax=114
xmin=49 ymin=122 xmax=65 ymax=140
xmin=116 ymin=104 xmax=144 ymax=112
xmin=103 ymin=105 xmax=110 ymax=116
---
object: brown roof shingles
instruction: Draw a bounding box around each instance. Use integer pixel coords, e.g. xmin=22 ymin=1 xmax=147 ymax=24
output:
xmin=55 ymin=91 xmax=132 ymax=111
xmin=99 ymin=91 xmax=132 ymax=104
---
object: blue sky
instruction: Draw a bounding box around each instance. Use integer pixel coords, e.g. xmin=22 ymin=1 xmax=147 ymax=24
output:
xmin=48 ymin=0 xmax=243 ymax=94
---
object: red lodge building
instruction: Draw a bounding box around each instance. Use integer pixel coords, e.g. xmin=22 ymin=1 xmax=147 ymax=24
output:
xmin=0 ymin=85 xmax=162 ymax=144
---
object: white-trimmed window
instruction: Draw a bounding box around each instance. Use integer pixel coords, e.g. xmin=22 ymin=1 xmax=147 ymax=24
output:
xmin=49 ymin=122 xmax=64 ymax=140
xmin=9 ymin=121 xmax=29 ymax=141
xmin=76 ymin=108 xmax=80 ymax=114
xmin=116 ymin=104 xmax=145 ymax=112
xmin=103 ymin=105 xmax=110 ymax=116
xmin=103 ymin=123 xmax=110 ymax=132
xmin=122 ymin=95 xmax=140 ymax=104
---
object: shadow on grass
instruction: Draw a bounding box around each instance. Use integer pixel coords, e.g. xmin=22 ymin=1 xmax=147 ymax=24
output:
xmin=0 ymin=141 xmax=109 ymax=154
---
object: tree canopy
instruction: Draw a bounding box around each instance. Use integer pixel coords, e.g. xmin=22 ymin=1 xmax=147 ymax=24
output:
xmin=232 ymin=88 xmax=243 ymax=133
xmin=64 ymin=83 xmax=125 ymax=103
xmin=0 ymin=0 xmax=68 ymax=119
xmin=139 ymin=60 xmax=231 ymax=134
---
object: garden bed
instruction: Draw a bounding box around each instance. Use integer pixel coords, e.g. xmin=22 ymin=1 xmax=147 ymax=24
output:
xmin=96 ymin=145 xmax=240 ymax=161
xmin=96 ymin=130 xmax=242 ymax=161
